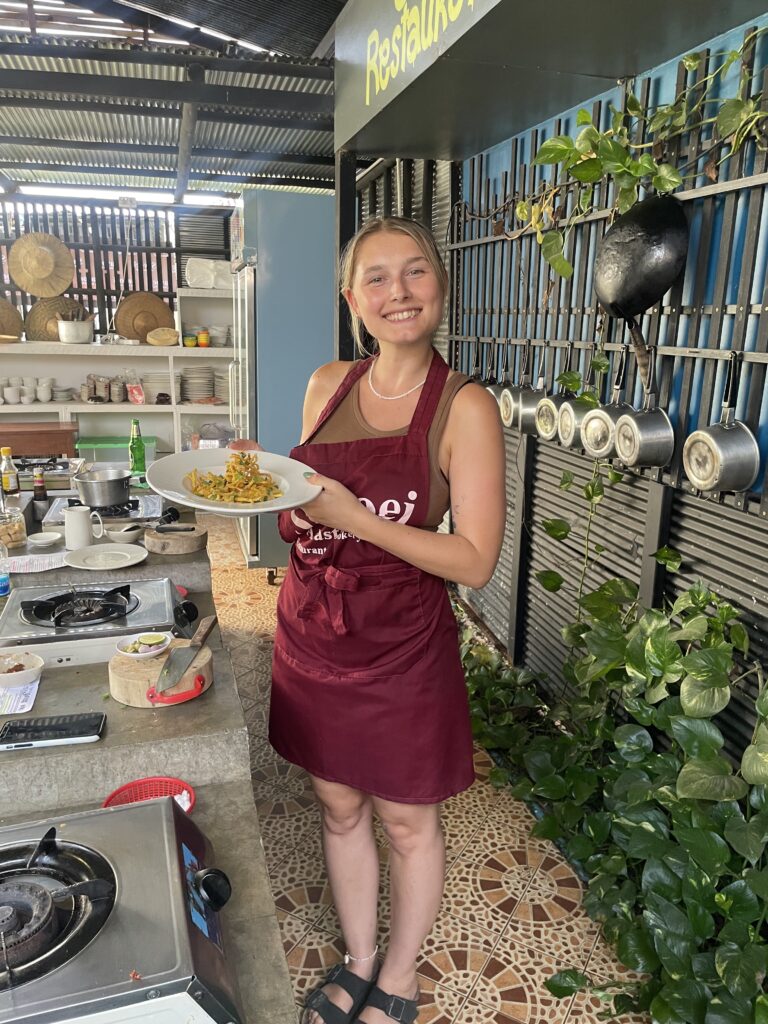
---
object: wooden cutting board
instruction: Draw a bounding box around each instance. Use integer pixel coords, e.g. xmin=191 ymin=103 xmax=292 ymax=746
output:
xmin=108 ymin=639 xmax=213 ymax=708
xmin=143 ymin=524 xmax=208 ymax=554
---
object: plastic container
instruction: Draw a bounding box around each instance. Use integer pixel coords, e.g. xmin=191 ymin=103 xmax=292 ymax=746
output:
xmin=76 ymin=435 xmax=158 ymax=466
xmin=102 ymin=776 xmax=196 ymax=813
xmin=0 ymin=509 xmax=27 ymax=551
xmin=0 ymin=541 xmax=9 ymax=596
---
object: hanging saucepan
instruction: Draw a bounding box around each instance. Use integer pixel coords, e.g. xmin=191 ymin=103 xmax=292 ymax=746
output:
xmin=558 ymin=343 xmax=597 ymax=449
xmin=517 ymin=343 xmax=547 ymax=434
xmin=594 ymin=195 xmax=689 ymax=391
xmin=468 ymin=338 xmax=482 ymax=382
xmin=487 ymin=341 xmax=511 ymax=406
xmin=499 ymin=339 xmax=531 ymax=428
xmin=481 ymin=341 xmax=498 ymax=392
xmin=614 ymin=347 xmax=675 ymax=468
xmin=581 ymin=345 xmax=633 ymax=459
xmin=536 ymin=341 xmax=576 ymax=441
xmin=682 ymin=351 xmax=760 ymax=493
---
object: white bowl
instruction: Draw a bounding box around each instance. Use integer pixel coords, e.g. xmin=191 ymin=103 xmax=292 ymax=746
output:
xmin=115 ymin=632 xmax=172 ymax=660
xmin=105 ymin=526 xmax=144 ymax=544
xmin=28 ymin=532 xmax=63 ymax=548
xmin=0 ymin=652 xmax=44 ymax=686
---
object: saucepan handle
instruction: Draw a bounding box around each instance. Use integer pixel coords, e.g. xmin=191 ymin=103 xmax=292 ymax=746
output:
xmin=721 ymin=350 xmax=741 ymax=420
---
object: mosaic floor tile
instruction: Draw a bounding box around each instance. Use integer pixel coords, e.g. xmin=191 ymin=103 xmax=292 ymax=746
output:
xmin=414 ymin=974 xmax=466 ymax=1023
xmin=468 ymin=814 xmax=553 ymax=867
xmin=441 ymin=850 xmax=536 ymax=933
xmin=467 ymin=944 xmax=578 ymax=1023
xmin=585 ymin=936 xmax=649 ymax=986
xmin=285 ymin=924 xmax=347 ymax=1004
xmin=416 ymin=911 xmax=498 ymax=996
xmin=277 ymin=909 xmax=313 ymax=956
xmin=473 ymin=748 xmax=495 ymax=783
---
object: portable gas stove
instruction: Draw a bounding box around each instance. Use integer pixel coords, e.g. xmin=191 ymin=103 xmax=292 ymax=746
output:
xmin=0 ymin=798 xmax=243 ymax=1024
xmin=0 ymin=578 xmax=198 ymax=666
xmin=16 ymin=457 xmax=87 ymax=491
xmin=43 ymin=494 xmax=164 ymax=528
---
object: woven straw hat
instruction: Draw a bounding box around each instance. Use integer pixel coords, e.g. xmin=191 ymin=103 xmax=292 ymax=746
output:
xmin=8 ymin=232 xmax=75 ymax=297
xmin=26 ymin=297 xmax=86 ymax=341
xmin=0 ymin=298 xmax=23 ymax=340
xmin=115 ymin=291 xmax=174 ymax=343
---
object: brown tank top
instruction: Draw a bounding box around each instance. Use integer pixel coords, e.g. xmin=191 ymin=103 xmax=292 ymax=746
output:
xmin=310 ymin=367 xmax=470 ymax=528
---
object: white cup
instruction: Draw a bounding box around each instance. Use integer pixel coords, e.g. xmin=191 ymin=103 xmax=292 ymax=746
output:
xmin=8 ymin=376 xmax=21 ymax=386
xmin=38 ymin=377 xmax=54 ymax=386
xmin=22 ymin=376 xmax=36 ymax=387
xmin=36 ymin=386 xmax=52 ymax=403
xmin=3 ymin=386 xmax=20 ymax=404
xmin=63 ymin=505 xmax=104 ymax=550
xmin=0 ymin=377 xmax=8 ymax=387
xmin=20 ymin=386 xmax=35 ymax=398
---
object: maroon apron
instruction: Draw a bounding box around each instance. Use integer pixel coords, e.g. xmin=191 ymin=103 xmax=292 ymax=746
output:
xmin=269 ymin=349 xmax=475 ymax=804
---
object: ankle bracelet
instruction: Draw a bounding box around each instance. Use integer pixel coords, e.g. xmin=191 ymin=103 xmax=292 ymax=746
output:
xmin=344 ymin=944 xmax=378 ymax=964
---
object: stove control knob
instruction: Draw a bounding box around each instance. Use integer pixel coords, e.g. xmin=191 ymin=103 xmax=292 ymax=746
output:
xmin=193 ymin=868 xmax=231 ymax=911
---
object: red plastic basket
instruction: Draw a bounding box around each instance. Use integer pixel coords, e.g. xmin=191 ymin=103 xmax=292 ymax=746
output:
xmin=102 ymin=776 xmax=196 ymax=814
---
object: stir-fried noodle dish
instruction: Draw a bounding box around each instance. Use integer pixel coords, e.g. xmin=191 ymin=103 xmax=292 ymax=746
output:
xmin=185 ymin=452 xmax=282 ymax=504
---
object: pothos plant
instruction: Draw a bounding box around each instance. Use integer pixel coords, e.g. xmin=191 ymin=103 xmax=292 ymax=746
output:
xmin=508 ymin=29 xmax=768 ymax=280
xmin=461 ymin=460 xmax=768 ymax=1023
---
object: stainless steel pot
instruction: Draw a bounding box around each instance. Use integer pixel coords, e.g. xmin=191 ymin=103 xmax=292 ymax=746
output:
xmin=517 ymin=343 xmax=547 ymax=434
xmin=558 ymin=343 xmax=596 ymax=448
xmin=614 ymin=347 xmax=675 ymax=468
xmin=499 ymin=340 xmax=531 ymax=428
xmin=487 ymin=341 xmax=511 ymax=406
xmin=481 ymin=341 xmax=498 ymax=392
xmin=683 ymin=351 xmax=760 ymax=493
xmin=73 ymin=468 xmax=132 ymax=507
xmin=536 ymin=341 xmax=575 ymax=441
xmin=581 ymin=345 xmax=633 ymax=459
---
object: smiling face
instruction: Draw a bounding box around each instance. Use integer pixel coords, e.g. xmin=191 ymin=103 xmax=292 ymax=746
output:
xmin=344 ymin=229 xmax=445 ymax=350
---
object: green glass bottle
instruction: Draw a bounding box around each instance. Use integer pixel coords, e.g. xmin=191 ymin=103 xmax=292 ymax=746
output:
xmin=129 ymin=418 xmax=146 ymax=482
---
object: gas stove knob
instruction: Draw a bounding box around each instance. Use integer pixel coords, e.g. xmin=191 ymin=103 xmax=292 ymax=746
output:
xmin=193 ymin=868 xmax=231 ymax=911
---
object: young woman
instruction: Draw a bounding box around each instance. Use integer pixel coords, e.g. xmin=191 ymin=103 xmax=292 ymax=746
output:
xmin=234 ymin=216 xmax=505 ymax=1024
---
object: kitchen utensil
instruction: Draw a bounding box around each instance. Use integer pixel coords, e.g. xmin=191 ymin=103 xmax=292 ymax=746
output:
xmin=115 ymin=632 xmax=172 ymax=660
xmin=102 ymin=776 xmax=196 ymax=812
xmin=682 ymin=351 xmax=760 ymax=493
xmin=73 ymin=467 xmax=132 ymax=508
xmin=614 ymin=347 xmax=675 ymax=468
xmin=0 ymin=652 xmax=44 ymax=687
xmin=499 ymin=339 xmax=532 ymax=428
xmin=581 ymin=345 xmax=633 ymax=459
xmin=468 ymin=339 xmax=482 ymax=382
xmin=481 ymin=341 xmax=498 ymax=393
xmin=0 ymin=298 xmax=23 ymax=339
xmin=558 ymin=343 xmax=596 ymax=448
xmin=517 ymin=343 xmax=548 ymax=434
xmin=8 ymin=232 xmax=75 ymax=297
xmin=144 ymin=523 xmax=208 ymax=555
xmin=105 ymin=525 xmax=144 ymax=543
xmin=156 ymin=524 xmax=195 ymax=533
xmin=63 ymin=543 xmax=149 ymax=570
xmin=149 ymin=615 xmax=217 ymax=700
xmin=114 ymin=291 xmax=174 ymax=343
xmin=26 ymin=296 xmax=85 ymax=341
xmin=487 ymin=341 xmax=511 ymax=406
xmin=27 ymin=531 xmax=63 ymax=547
xmin=58 ymin=320 xmax=93 ymax=345
xmin=63 ymin=504 xmax=104 ymax=549
xmin=536 ymin=342 xmax=575 ymax=441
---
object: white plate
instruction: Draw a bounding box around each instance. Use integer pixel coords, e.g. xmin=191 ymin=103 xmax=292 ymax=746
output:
xmin=145 ymin=449 xmax=321 ymax=517
xmin=27 ymin=531 xmax=63 ymax=548
xmin=64 ymin=544 xmax=149 ymax=570
xmin=115 ymin=632 xmax=172 ymax=660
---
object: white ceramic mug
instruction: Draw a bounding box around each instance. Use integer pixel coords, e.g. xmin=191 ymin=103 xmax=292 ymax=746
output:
xmin=36 ymin=386 xmax=52 ymax=402
xmin=63 ymin=505 xmax=104 ymax=550
xmin=3 ymin=386 xmax=20 ymax=404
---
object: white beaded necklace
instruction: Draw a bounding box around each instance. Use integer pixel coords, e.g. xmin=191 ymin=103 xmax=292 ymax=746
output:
xmin=367 ymin=358 xmax=428 ymax=401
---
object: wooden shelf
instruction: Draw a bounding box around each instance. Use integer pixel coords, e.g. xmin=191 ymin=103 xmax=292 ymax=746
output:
xmin=0 ymin=342 xmax=233 ymax=358
xmin=176 ymin=288 xmax=233 ymax=299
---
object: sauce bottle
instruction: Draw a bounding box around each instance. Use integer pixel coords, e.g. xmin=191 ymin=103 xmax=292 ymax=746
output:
xmin=0 ymin=447 xmax=19 ymax=496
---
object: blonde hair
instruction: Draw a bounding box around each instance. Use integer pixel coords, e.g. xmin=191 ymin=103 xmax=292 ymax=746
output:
xmin=340 ymin=216 xmax=448 ymax=356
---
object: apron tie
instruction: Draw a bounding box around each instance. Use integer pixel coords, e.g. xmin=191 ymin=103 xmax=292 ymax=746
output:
xmin=296 ymin=566 xmax=362 ymax=635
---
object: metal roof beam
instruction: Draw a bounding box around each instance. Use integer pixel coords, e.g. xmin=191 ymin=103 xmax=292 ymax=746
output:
xmin=0 ymin=42 xmax=334 ymax=80
xmin=0 ymin=135 xmax=334 ymax=166
xmin=174 ymin=100 xmax=199 ymax=204
xmin=68 ymin=0 xmax=204 ymax=47
xmin=0 ymin=69 xmax=333 ymax=116
xmin=0 ymin=97 xmax=333 ymax=132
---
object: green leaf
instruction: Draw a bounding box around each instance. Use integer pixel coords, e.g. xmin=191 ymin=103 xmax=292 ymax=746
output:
xmin=716 ymin=879 xmax=762 ymax=923
xmin=669 ymin=716 xmax=724 ymax=757
xmin=641 ymin=857 xmax=682 ymax=902
xmin=715 ymin=942 xmax=767 ymax=1000
xmin=728 ymin=622 xmax=749 ymax=656
xmin=590 ymin=354 xmax=610 ymax=374
xmin=583 ymin=478 xmax=605 ymax=504
xmin=653 ymin=163 xmax=683 ymax=193
xmin=626 ymin=93 xmax=643 ymax=117
xmin=649 ymin=106 xmax=674 ymax=134
xmin=646 ymin=628 xmax=684 ymax=683
xmin=530 ymin=814 xmax=561 ymax=840
xmin=682 ymin=645 xmax=732 ymax=685
xmin=532 ymin=773 xmax=568 ymax=800
xmin=583 ymin=810 xmax=611 ymax=844
xmin=574 ymin=125 xmax=600 ymax=154
xmin=562 ymin=621 xmax=588 ymax=647
xmin=704 ymin=989 xmax=754 ymax=1024
xmin=614 ymin=723 xmax=653 ymax=762
xmin=533 ymin=135 xmax=576 ymax=165
xmin=548 ymin=253 xmax=574 ymax=279
xmin=617 ymin=184 xmax=637 ymax=214
xmin=570 ymin=157 xmax=603 ymax=183
xmin=523 ymin=748 xmax=555 ymax=781
xmin=680 ymin=677 xmax=731 ymax=718
xmin=515 ymin=199 xmax=531 ymax=223
xmin=724 ymin=810 xmax=768 ymax=864
xmin=756 ymin=685 xmax=768 ymax=718
xmin=576 ymin=108 xmax=592 ymax=126
xmin=541 ymin=229 xmax=565 ymax=262
xmin=576 ymin=390 xmax=600 ymax=409
xmin=541 ymin=517 xmax=571 ymax=542
xmin=654 ymin=545 xmax=682 ymax=572
xmin=716 ymin=98 xmax=752 ymax=139
xmin=566 ymin=834 xmax=595 ymax=861
xmin=675 ymin=826 xmax=730 ymax=875
xmin=535 ymin=569 xmax=565 ymax=594
xmin=544 ymin=969 xmax=589 ymax=998
xmin=556 ymin=369 xmax=582 ymax=392
xmin=676 ymin=757 xmax=748 ymax=802
xmin=559 ymin=470 xmax=574 ymax=491
xmin=756 ymin=994 xmax=768 ymax=1024
xmin=741 ymin=743 xmax=768 ymax=784
xmin=617 ymin=925 xmax=661 ymax=973
xmin=682 ymin=52 xmax=702 ymax=71
xmin=670 ymin=614 xmax=708 ymax=642
xmin=745 ymin=867 xmax=768 ymax=899
xmin=607 ymin=468 xmax=624 ymax=485
xmin=661 ymin=979 xmax=710 ymax=1024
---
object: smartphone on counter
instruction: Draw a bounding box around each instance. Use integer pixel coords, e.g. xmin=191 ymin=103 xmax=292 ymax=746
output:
xmin=0 ymin=713 xmax=107 ymax=751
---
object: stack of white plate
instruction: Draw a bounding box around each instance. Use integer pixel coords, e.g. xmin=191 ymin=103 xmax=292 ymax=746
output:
xmin=53 ymin=385 xmax=73 ymax=403
xmin=213 ymin=370 xmax=230 ymax=403
xmin=180 ymin=366 xmax=214 ymax=403
xmin=141 ymin=371 xmax=181 ymax=404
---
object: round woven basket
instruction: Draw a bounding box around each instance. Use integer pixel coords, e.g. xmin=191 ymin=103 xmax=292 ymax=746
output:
xmin=146 ymin=327 xmax=179 ymax=347
xmin=115 ymin=292 xmax=174 ymax=343
xmin=0 ymin=298 xmax=23 ymax=340
xmin=25 ymin=297 xmax=86 ymax=341
xmin=8 ymin=232 xmax=75 ymax=298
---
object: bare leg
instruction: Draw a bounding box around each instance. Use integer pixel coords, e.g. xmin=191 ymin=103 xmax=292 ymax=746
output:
xmin=357 ymin=797 xmax=445 ymax=1023
xmin=304 ymin=775 xmax=380 ymax=1024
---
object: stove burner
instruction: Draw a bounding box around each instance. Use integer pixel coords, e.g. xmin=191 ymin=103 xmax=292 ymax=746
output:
xmin=20 ymin=584 xmax=140 ymax=629
xmin=0 ymin=827 xmax=115 ymax=989
xmin=67 ymin=498 xmax=139 ymax=517
xmin=16 ymin=457 xmax=70 ymax=472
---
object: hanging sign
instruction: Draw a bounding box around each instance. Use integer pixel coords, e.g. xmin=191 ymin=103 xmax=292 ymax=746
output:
xmin=335 ymin=0 xmax=502 ymax=150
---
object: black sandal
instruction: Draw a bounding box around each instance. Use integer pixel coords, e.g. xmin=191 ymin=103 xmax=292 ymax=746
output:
xmin=354 ymin=984 xmax=420 ymax=1023
xmin=302 ymin=962 xmax=379 ymax=1024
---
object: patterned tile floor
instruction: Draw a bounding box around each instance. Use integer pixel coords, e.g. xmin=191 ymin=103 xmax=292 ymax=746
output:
xmin=202 ymin=517 xmax=648 ymax=1024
